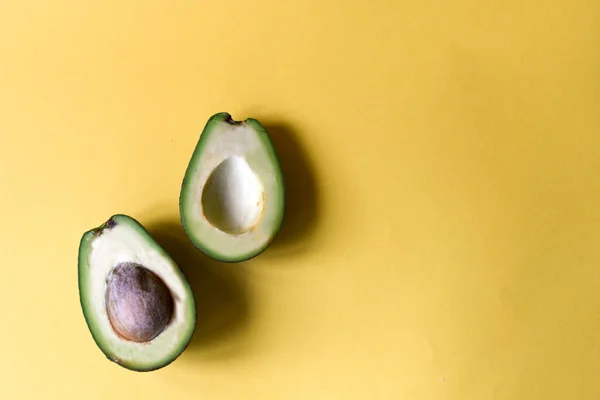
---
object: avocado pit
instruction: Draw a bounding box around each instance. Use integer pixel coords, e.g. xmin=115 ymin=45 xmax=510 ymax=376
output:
xmin=105 ymin=262 xmax=173 ymax=342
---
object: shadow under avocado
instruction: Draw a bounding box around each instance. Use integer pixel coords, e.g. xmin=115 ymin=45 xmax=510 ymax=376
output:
xmin=146 ymin=221 xmax=250 ymax=354
xmin=261 ymin=122 xmax=320 ymax=253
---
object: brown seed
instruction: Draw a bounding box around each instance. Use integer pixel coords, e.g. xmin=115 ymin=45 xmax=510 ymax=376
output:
xmin=105 ymin=262 xmax=173 ymax=342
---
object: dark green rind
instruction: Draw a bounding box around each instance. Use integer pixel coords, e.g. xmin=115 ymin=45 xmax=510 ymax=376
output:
xmin=78 ymin=214 xmax=196 ymax=372
xmin=179 ymin=112 xmax=285 ymax=263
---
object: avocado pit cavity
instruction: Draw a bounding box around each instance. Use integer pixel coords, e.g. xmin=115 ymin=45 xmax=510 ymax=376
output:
xmin=105 ymin=262 xmax=173 ymax=342
xmin=201 ymin=156 xmax=265 ymax=235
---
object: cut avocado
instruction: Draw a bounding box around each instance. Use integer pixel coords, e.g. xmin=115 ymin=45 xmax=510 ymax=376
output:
xmin=78 ymin=214 xmax=196 ymax=372
xmin=179 ymin=112 xmax=285 ymax=262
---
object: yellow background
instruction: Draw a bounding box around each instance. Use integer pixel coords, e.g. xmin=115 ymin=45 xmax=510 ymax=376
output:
xmin=1 ymin=1 xmax=599 ymax=398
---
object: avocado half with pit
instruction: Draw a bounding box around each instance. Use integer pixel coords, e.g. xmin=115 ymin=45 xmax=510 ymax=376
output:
xmin=179 ymin=112 xmax=285 ymax=262
xmin=78 ymin=214 xmax=196 ymax=372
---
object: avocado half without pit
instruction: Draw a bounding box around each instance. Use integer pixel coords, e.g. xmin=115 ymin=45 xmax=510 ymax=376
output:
xmin=78 ymin=214 xmax=196 ymax=372
xmin=179 ymin=112 xmax=285 ymax=262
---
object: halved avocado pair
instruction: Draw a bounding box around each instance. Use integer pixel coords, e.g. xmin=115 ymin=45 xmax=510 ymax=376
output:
xmin=78 ymin=113 xmax=285 ymax=371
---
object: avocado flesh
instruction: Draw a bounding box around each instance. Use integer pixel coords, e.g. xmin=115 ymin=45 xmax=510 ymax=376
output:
xmin=180 ymin=112 xmax=285 ymax=262
xmin=78 ymin=214 xmax=196 ymax=372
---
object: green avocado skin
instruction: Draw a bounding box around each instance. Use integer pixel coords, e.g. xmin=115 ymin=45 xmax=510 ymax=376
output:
xmin=78 ymin=214 xmax=196 ymax=372
xmin=179 ymin=112 xmax=285 ymax=263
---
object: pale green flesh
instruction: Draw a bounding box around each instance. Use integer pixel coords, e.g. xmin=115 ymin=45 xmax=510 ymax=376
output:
xmin=180 ymin=113 xmax=284 ymax=262
xmin=78 ymin=215 xmax=195 ymax=371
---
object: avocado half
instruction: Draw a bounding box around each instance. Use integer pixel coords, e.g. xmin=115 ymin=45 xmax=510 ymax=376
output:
xmin=78 ymin=214 xmax=196 ymax=372
xmin=179 ymin=112 xmax=285 ymax=262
